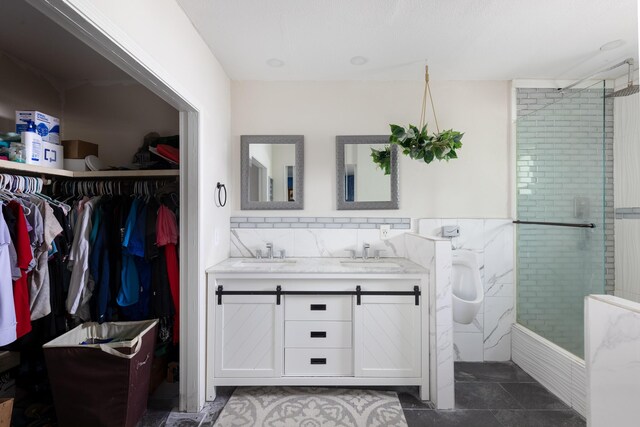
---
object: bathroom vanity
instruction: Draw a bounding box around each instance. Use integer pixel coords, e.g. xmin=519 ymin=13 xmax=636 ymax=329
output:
xmin=206 ymin=257 xmax=430 ymax=400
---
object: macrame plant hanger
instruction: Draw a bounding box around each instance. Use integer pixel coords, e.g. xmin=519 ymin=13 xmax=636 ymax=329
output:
xmin=419 ymin=65 xmax=440 ymax=133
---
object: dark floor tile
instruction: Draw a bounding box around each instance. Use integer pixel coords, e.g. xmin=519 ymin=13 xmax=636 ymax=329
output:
xmin=455 ymin=362 xmax=535 ymax=383
xmin=500 ymin=382 xmax=570 ymax=410
xmin=136 ymin=408 xmax=169 ymax=427
xmin=492 ymin=409 xmax=586 ymax=427
xmin=404 ymin=409 xmax=503 ymax=427
xmin=398 ymin=391 xmax=433 ymax=409
xmin=403 ymin=409 xmax=437 ymax=427
xmin=455 ymin=382 xmax=523 ymax=410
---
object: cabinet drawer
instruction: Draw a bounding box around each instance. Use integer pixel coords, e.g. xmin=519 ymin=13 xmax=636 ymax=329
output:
xmin=285 ymin=295 xmax=352 ymax=321
xmin=284 ymin=348 xmax=353 ymax=376
xmin=285 ymin=321 xmax=352 ymax=348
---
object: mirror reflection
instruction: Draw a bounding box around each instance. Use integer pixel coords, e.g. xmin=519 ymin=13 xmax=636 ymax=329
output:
xmin=248 ymin=143 xmax=296 ymax=202
xmin=343 ymin=143 xmax=391 ymax=202
xmin=336 ymin=135 xmax=398 ymax=210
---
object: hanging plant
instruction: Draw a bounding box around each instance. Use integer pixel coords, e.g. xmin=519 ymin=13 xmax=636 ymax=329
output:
xmin=371 ymin=65 xmax=464 ymax=174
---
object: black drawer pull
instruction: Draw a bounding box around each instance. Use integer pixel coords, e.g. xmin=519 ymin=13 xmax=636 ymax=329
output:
xmin=310 ymin=331 xmax=326 ymax=338
xmin=310 ymin=304 xmax=326 ymax=311
xmin=310 ymin=358 xmax=326 ymax=365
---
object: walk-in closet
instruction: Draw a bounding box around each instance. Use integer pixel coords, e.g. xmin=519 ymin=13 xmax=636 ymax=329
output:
xmin=0 ymin=1 xmax=183 ymax=425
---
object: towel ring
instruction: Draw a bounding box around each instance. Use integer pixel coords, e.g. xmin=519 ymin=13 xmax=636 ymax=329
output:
xmin=216 ymin=182 xmax=227 ymax=207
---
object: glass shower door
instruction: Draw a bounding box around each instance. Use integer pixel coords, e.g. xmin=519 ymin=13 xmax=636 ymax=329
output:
xmin=515 ymin=82 xmax=607 ymax=358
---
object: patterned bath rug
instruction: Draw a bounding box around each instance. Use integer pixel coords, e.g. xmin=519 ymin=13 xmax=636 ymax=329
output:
xmin=213 ymin=386 xmax=408 ymax=427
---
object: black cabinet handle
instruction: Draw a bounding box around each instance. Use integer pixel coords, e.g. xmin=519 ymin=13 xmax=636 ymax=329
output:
xmin=310 ymin=331 xmax=326 ymax=338
xmin=310 ymin=358 xmax=326 ymax=365
xmin=310 ymin=304 xmax=326 ymax=311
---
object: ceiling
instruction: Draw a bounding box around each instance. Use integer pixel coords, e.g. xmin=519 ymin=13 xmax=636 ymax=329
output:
xmin=177 ymin=0 xmax=639 ymax=81
xmin=0 ymin=0 xmax=130 ymax=85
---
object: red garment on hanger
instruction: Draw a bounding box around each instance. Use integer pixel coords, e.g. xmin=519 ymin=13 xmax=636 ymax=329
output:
xmin=8 ymin=201 xmax=33 ymax=338
xmin=156 ymin=205 xmax=179 ymax=344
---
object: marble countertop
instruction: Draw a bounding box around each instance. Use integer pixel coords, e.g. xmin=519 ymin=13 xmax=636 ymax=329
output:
xmin=206 ymin=257 xmax=428 ymax=275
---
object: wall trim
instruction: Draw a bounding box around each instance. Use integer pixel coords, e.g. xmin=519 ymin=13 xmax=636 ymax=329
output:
xmin=511 ymin=324 xmax=586 ymax=417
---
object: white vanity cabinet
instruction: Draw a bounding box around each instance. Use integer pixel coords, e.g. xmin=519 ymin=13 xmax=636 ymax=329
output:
xmin=206 ymin=259 xmax=430 ymax=400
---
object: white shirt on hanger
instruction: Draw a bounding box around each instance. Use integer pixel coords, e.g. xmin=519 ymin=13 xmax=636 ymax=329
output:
xmin=0 ymin=212 xmax=17 ymax=346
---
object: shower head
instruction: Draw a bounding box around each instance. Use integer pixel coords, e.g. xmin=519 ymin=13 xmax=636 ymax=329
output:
xmin=606 ymin=59 xmax=639 ymax=98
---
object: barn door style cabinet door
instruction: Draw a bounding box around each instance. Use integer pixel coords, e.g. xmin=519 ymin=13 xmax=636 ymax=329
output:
xmin=353 ymin=294 xmax=422 ymax=378
xmin=214 ymin=294 xmax=283 ymax=378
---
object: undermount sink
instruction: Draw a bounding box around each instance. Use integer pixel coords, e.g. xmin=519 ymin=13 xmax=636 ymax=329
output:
xmin=234 ymin=259 xmax=297 ymax=265
xmin=339 ymin=260 xmax=402 ymax=269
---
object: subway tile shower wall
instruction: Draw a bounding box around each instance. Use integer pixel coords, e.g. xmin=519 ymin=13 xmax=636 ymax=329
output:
xmin=516 ymin=87 xmax=614 ymax=358
xmin=517 ymin=88 xmax=614 ymax=296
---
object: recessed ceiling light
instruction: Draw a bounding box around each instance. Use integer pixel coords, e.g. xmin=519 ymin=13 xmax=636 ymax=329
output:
xmin=600 ymin=40 xmax=625 ymax=51
xmin=266 ymin=58 xmax=284 ymax=67
xmin=350 ymin=56 xmax=368 ymax=66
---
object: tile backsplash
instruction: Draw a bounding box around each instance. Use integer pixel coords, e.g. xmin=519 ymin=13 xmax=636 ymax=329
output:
xmin=231 ymin=216 xmax=411 ymax=229
xmin=230 ymin=217 xmax=411 ymax=258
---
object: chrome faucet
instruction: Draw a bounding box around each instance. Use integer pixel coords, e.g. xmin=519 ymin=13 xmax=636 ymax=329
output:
xmin=266 ymin=242 xmax=274 ymax=259
xmin=362 ymin=243 xmax=370 ymax=260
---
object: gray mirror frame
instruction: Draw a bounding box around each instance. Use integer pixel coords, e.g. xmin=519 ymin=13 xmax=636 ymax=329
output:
xmin=241 ymin=135 xmax=304 ymax=210
xmin=336 ymin=135 xmax=399 ymax=210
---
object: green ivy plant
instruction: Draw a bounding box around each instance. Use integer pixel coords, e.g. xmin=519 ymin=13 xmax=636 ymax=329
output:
xmin=371 ymin=124 xmax=464 ymax=174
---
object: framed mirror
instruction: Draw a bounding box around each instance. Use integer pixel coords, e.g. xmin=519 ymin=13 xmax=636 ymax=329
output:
xmin=241 ymin=135 xmax=304 ymax=210
xmin=336 ymin=135 xmax=399 ymax=210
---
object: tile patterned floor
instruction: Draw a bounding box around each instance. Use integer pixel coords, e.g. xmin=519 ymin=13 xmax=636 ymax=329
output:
xmin=138 ymin=362 xmax=587 ymax=426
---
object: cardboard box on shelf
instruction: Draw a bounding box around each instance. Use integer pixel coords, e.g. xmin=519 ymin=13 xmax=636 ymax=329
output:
xmin=15 ymin=111 xmax=60 ymax=145
xmin=62 ymin=140 xmax=98 ymax=159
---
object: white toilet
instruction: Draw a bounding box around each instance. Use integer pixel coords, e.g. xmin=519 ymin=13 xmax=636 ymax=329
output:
xmin=451 ymin=249 xmax=484 ymax=324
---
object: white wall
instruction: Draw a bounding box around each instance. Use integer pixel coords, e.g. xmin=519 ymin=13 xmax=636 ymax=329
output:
xmin=62 ymin=0 xmax=231 ymax=412
xmin=63 ymin=82 xmax=179 ymax=166
xmin=231 ymin=80 xmax=511 ymax=218
xmin=0 ymin=53 xmax=62 ymax=132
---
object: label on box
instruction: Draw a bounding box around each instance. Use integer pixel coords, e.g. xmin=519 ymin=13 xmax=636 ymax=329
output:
xmin=15 ymin=110 xmax=60 ymax=145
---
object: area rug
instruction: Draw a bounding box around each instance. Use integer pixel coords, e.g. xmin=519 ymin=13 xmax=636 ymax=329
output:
xmin=213 ymin=386 xmax=408 ymax=427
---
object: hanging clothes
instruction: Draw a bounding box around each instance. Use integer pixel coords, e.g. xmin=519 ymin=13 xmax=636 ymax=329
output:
xmin=89 ymin=200 xmax=111 ymax=323
xmin=156 ymin=204 xmax=179 ymax=344
xmin=29 ymin=198 xmax=63 ymax=320
xmin=66 ymin=197 xmax=99 ymax=321
xmin=0 ymin=212 xmax=17 ymax=346
xmin=7 ymin=200 xmax=34 ymax=339
xmin=48 ymin=204 xmax=72 ymax=337
xmin=118 ymin=198 xmax=141 ymax=307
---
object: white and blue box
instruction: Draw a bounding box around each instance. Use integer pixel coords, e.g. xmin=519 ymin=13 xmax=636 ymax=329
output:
xmin=15 ymin=110 xmax=60 ymax=145
xmin=24 ymin=134 xmax=64 ymax=169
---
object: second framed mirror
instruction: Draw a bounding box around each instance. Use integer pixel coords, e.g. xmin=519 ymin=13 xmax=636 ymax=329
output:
xmin=336 ymin=135 xmax=399 ymax=210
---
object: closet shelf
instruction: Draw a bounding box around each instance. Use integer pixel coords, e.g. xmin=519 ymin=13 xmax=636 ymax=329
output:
xmin=0 ymin=159 xmax=179 ymax=179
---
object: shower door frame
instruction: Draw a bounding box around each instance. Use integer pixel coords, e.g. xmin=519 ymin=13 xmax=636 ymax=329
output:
xmin=508 ymin=79 xmax=612 ymax=417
